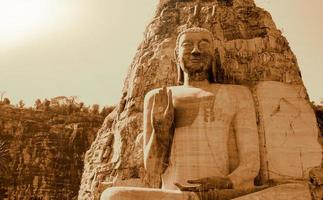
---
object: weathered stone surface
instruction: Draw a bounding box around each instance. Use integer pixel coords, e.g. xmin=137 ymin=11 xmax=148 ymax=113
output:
xmin=314 ymin=104 xmax=323 ymax=137
xmin=78 ymin=0 xmax=310 ymax=199
xmin=310 ymin=174 xmax=323 ymax=200
xmin=255 ymin=81 xmax=321 ymax=182
xmin=0 ymin=104 xmax=104 ymax=200
xmin=233 ymin=183 xmax=312 ymax=200
xmin=101 ymin=187 xmax=199 ymax=200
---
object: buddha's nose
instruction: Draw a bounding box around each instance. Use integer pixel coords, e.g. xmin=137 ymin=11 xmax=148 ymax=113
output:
xmin=191 ymin=45 xmax=201 ymax=57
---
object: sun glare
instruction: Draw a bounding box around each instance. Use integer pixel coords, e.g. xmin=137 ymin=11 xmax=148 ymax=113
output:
xmin=0 ymin=0 xmax=75 ymax=49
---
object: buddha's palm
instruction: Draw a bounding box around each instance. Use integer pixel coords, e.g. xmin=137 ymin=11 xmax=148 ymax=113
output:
xmin=151 ymin=86 xmax=174 ymax=142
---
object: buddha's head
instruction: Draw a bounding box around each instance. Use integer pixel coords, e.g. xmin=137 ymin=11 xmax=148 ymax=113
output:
xmin=175 ymin=27 xmax=216 ymax=85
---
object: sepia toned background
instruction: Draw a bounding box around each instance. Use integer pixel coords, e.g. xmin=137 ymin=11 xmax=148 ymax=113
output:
xmin=0 ymin=0 xmax=322 ymax=106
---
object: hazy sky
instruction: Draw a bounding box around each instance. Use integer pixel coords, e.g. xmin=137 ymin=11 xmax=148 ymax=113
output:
xmin=0 ymin=0 xmax=322 ymax=106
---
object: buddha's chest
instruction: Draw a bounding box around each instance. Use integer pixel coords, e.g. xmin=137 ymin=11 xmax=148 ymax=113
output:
xmin=172 ymin=89 xmax=232 ymax=128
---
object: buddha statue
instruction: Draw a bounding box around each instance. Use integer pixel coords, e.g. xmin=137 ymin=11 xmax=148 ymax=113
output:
xmin=101 ymin=27 xmax=316 ymax=200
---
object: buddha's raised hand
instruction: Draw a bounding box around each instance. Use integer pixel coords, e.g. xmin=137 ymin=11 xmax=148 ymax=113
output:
xmin=151 ymin=86 xmax=174 ymax=141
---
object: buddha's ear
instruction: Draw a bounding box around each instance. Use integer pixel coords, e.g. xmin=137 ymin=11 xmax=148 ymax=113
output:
xmin=211 ymin=49 xmax=217 ymax=83
xmin=213 ymin=48 xmax=223 ymax=83
xmin=174 ymin=46 xmax=179 ymax=65
xmin=174 ymin=47 xmax=184 ymax=85
xmin=177 ymin=66 xmax=184 ymax=86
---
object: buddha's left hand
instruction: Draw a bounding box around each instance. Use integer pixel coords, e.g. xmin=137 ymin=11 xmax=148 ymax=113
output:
xmin=174 ymin=176 xmax=233 ymax=192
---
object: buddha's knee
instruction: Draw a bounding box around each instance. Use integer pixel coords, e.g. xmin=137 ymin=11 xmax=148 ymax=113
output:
xmin=101 ymin=187 xmax=128 ymax=200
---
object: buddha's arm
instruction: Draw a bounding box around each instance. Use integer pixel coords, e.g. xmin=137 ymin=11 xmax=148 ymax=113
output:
xmin=228 ymin=87 xmax=260 ymax=189
xmin=143 ymin=88 xmax=174 ymax=177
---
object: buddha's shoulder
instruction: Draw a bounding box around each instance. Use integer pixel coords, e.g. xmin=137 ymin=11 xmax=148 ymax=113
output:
xmin=144 ymin=86 xmax=197 ymax=100
xmin=144 ymin=84 xmax=252 ymax=99
xmin=144 ymin=86 xmax=177 ymax=102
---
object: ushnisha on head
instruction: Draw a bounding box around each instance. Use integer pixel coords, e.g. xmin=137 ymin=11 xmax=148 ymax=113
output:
xmin=175 ymin=27 xmax=216 ymax=85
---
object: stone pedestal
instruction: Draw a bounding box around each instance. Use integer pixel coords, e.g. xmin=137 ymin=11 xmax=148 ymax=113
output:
xmin=233 ymin=183 xmax=312 ymax=200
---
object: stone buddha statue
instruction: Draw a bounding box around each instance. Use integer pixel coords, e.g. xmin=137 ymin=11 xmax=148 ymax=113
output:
xmin=142 ymin=27 xmax=260 ymax=192
xmin=101 ymin=27 xmax=317 ymax=200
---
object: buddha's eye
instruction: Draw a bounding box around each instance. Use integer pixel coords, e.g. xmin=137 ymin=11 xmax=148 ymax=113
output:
xmin=181 ymin=42 xmax=193 ymax=50
xmin=199 ymin=41 xmax=210 ymax=50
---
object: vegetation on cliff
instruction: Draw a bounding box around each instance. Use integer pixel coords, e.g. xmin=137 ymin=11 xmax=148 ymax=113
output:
xmin=0 ymin=96 xmax=114 ymax=200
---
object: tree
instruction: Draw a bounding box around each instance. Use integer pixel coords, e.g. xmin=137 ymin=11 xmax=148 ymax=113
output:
xmin=3 ymin=98 xmax=10 ymax=105
xmin=34 ymin=99 xmax=42 ymax=109
xmin=18 ymin=100 xmax=25 ymax=108
xmin=82 ymin=106 xmax=89 ymax=113
xmin=79 ymin=102 xmax=84 ymax=109
xmin=44 ymin=99 xmax=50 ymax=111
xmin=0 ymin=91 xmax=5 ymax=102
xmin=100 ymin=106 xmax=115 ymax=117
xmin=68 ymin=96 xmax=78 ymax=104
xmin=91 ymin=104 xmax=100 ymax=114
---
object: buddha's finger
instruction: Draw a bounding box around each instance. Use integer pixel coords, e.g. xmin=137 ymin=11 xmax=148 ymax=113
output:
xmin=155 ymin=93 xmax=163 ymax=111
xmin=173 ymin=182 xmax=185 ymax=191
xmin=174 ymin=183 xmax=199 ymax=192
xmin=205 ymin=183 xmax=216 ymax=190
xmin=161 ymin=86 xmax=168 ymax=105
xmin=153 ymin=97 xmax=164 ymax=120
xmin=152 ymin=94 xmax=159 ymax=112
xmin=187 ymin=177 xmax=208 ymax=184
xmin=162 ymin=86 xmax=167 ymax=94
xmin=167 ymin=89 xmax=173 ymax=110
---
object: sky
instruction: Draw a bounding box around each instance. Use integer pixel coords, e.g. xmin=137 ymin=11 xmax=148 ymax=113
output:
xmin=0 ymin=0 xmax=322 ymax=107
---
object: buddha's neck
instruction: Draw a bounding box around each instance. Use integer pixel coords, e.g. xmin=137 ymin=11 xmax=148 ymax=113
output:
xmin=183 ymin=72 xmax=210 ymax=88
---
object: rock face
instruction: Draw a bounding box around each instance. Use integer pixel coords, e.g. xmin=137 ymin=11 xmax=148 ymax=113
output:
xmin=255 ymin=81 xmax=321 ymax=182
xmin=233 ymin=183 xmax=312 ymax=200
xmin=78 ymin=0 xmax=317 ymax=199
xmin=0 ymin=104 xmax=104 ymax=200
xmin=315 ymin=104 xmax=323 ymax=136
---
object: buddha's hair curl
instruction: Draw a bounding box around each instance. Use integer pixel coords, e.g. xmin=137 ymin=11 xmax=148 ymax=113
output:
xmin=175 ymin=27 xmax=215 ymax=55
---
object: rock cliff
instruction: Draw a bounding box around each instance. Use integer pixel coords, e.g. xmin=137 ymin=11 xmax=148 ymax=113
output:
xmin=78 ymin=0 xmax=311 ymax=199
xmin=315 ymin=104 xmax=323 ymax=137
xmin=0 ymin=103 xmax=105 ymax=200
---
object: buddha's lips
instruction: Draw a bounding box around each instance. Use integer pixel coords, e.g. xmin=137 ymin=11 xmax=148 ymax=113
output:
xmin=189 ymin=58 xmax=203 ymax=63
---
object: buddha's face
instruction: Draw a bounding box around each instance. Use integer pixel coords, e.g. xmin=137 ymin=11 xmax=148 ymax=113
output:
xmin=177 ymin=31 xmax=214 ymax=75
